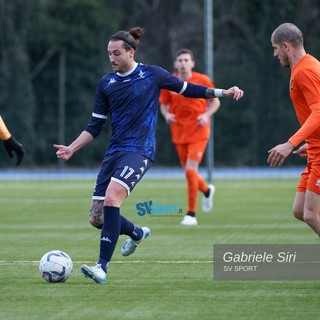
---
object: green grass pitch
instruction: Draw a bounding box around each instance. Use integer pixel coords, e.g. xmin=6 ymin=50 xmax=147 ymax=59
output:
xmin=1 ymin=177 xmax=320 ymax=319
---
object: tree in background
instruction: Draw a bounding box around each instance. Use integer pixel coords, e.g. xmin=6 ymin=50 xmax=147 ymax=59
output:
xmin=0 ymin=0 xmax=116 ymax=166
xmin=1 ymin=0 xmax=320 ymax=167
xmin=0 ymin=0 xmax=37 ymax=164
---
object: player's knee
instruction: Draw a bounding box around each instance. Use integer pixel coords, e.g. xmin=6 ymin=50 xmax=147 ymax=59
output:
xmin=292 ymin=202 xmax=304 ymax=221
xmin=104 ymin=194 xmax=117 ymax=206
xmin=185 ymin=159 xmax=199 ymax=170
xmin=185 ymin=168 xmax=198 ymax=184
xmin=104 ymin=187 xmax=127 ymax=207
xmin=303 ymin=214 xmax=313 ymax=226
xmin=303 ymin=209 xmax=316 ymax=225
xmin=185 ymin=167 xmax=196 ymax=176
xmin=293 ymin=208 xmax=304 ymax=221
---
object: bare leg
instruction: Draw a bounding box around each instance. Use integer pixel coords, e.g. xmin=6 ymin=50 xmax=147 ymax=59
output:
xmin=89 ymin=200 xmax=104 ymax=229
xmin=303 ymin=190 xmax=320 ymax=236
xmin=185 ymin=158 xmax=199 ymax=213
xmin=89 ymin=180 xmax=128 ymax=228
xmin=292 ymin=191 xmax=305 ymax=222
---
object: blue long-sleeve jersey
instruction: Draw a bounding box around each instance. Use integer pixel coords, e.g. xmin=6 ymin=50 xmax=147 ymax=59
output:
xmin=85 ymin=63 xmax=208 ymax=161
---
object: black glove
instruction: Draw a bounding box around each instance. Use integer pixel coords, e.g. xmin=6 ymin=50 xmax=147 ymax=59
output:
xmin=3 ymin=136 xmax=24 ymax=165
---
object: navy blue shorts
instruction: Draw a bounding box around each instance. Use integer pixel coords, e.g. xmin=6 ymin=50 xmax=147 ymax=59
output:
xmin=92 ymin=151 xmax=153 ymax=200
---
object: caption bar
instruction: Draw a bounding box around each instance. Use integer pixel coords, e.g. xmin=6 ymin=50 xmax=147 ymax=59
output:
xmin=214 ymin=244 xmax=320 ymax=281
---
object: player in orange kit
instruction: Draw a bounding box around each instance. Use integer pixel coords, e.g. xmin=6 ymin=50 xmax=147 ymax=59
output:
xmin=0 ymin=115 xmax=24 ymax=165
xmin=160 ymin=49 xmax=221 ymax=226
xmin=268 ymin=23 xmax=320 ymax=237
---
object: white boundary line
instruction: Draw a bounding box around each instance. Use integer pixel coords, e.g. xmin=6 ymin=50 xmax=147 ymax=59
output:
xmin=0 ymin=260 xmax=212 ymax=265
xmin=0 ymin=166 xmax=305 ymax=180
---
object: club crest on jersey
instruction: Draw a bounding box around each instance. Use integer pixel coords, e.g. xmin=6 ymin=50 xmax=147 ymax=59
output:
xmin=138 ymin=70 xmax=145 ymax=79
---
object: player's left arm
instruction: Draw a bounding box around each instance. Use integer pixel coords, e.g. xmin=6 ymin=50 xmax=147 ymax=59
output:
xmin=153 ymin=65 xmax=244 ymax=100
xmin=288 ymin=70 xmax=320 ymax=146
xmin=288 ymin=102 xmax=320 ymax=147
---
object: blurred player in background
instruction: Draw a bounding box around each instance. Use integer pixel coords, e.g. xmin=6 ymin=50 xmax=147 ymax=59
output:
xmin=160 ymin=49 xmax=220 ymax=226
xmin=268 ymin=23 xmax=320 ymax=237
xmin=54 ymin=26 xmax=244 ymax=284
xmin=0 ymin=115 xmax=24 ymax=165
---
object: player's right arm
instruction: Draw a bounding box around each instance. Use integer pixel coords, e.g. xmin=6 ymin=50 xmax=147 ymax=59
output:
xmin=287 ymin=69 xmax=320 ymax=147
xmin=160 ymin=104 xmax=176 ymax=124
xmin=54 ymin=131 xmax=94 ymax=161
xmin=267 ymin=141 xmax=295 ymax=167
xmin=54 ymin=77 xmax=108 ymax=161
xmin=159 ymin=89 xmax=176 ymax=124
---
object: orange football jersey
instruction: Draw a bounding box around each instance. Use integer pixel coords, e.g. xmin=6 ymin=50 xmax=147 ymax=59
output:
xmin=288 ymin=54 xmax=320 ymax=159
xmin=159 ymin=71 xmax=215 ymax=144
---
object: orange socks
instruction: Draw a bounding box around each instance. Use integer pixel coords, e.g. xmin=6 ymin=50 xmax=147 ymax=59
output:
xmin=185 ymin=168 xmax=209 ymax=213
xmin=185 ymin=168 xmax=207 ymax=213
xmin=185 ymin=168 xmax=198 ymax=212
xmin=197 ymin=174 xmax=208 ymax=193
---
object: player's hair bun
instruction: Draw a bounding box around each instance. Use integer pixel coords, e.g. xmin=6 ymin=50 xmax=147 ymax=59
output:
xmin=129 ymin=27 xmax=144 ymax=40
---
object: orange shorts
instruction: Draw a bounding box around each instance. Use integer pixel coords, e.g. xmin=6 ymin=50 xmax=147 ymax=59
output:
xmin=297 ymin=159 xmax=320 ymax=194
xmin=175 ymin=139 xmax=208 ymax=166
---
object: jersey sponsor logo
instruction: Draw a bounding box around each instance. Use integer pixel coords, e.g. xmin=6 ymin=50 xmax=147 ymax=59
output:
xmin=108 ymin=78 xmax=117 ymax=85
xmin=316 ymin=179 xmax=320 ymax=187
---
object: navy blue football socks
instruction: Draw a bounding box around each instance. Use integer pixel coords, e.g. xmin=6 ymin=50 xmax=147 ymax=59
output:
xmin=98 ymin=207 xmax=144 ymax=272
xmin=98 ymin=206 xmax=121 ymax=272
xmin=120 ymin=215 xmax=143 ymax=241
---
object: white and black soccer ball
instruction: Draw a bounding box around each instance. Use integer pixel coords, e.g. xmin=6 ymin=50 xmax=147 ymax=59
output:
xmin=39 ymin=250 xmax=73 ymax=283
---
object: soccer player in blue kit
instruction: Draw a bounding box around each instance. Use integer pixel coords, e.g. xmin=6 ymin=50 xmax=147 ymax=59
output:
xmin=54 ymin=27 xmax=244 ymax=284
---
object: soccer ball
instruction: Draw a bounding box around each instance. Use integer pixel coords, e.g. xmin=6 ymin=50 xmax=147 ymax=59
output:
xmin=39 ymin=250 xmax=73 ymax=283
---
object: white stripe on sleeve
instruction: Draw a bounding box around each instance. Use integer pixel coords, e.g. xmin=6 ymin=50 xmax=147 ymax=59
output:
xmin=92 ymin=112 xmax=108 ymax=119
xmin=178 ymin=82 xmax=188 ymax=95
